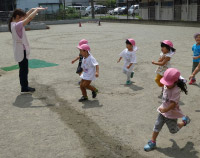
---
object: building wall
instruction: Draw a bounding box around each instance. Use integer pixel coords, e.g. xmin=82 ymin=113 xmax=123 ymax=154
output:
xmin=139 ymin=8 xmax=148 ymax=20
xmin=181 ymin=4 xmax=197 ymax=21
xmin=139 ymin=0 xmax=198 ymax=21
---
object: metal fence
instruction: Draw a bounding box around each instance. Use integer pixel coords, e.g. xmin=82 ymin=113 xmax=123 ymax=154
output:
xmin=1 ymin=4 xmax=200 ymax=25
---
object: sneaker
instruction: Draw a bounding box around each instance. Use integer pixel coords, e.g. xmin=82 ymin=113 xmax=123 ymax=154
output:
xmin=144 ymin=140 xmax=156 ymax=151
xmin=189 ymin=79 xmax=196 ymax=85
xmin=78 ymin=96 xmax=88 ymax=102
xmin=182 ymin=116 xmax=191 ymax=126
xmin=131 ymin=71 xmax=134 ymax=78
xmin=126 ymin=80 xmax=131 ymax=85
xmin=21 ymin=87 xmax=35 ymax=94
xmin=92 ymin=89 xmax=98 ymax=98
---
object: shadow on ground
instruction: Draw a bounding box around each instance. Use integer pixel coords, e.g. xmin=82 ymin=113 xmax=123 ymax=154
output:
xmin=31 ymin=81 xmax=145 ymax=158
xmin=81 ymin=100 xmax=103 ymax=109
xmin=157 ymin=139 xmax=199 ymax=158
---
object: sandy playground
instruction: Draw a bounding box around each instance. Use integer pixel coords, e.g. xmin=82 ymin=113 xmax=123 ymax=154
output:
xmin=0 ymin=22 xmax=200 ymax=158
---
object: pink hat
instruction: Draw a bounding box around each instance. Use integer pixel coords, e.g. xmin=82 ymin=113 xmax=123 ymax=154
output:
xmin=127 ymin=38 xmax=136 ymax=46
xmin=161 ymin=40 xmax=174 ymax=49
xmin=77 ymin=44 xmax=90 ymax=51
xmin=194 ymin=33 xmax=200 ymax=39
xmin=160 ymin=68 xmax=180 ymax=86
xmin=78 ymin=39 xmax=88 ymax=46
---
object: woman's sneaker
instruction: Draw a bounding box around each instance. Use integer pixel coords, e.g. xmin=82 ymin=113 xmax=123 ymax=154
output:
xmin=78 ymin=96 xmax=88 ymax=102
xmin=144 ymin=140 xmax=156 ymax=151
xmin=21 ymin=87 xmax=35 ymax=94
xmin=92 ymin=89 xmax=98 ymax=98
xmin=182 ymin=116 xmax=191 ymax=126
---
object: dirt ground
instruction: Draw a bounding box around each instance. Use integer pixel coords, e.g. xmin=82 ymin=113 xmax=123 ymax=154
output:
xmin=0 ymin=22 xmax=199 ymax=158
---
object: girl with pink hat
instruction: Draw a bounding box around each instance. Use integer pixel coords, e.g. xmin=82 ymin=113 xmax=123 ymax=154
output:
xmin=144 ymin=68 xmax=190 ymax=151
xmin=117 ymin=39 xmax=137 ymax=85
xmin=77 ymin=44 xmax=99 ymax=102
xmin=152 ymin=40 xmax=176 ymax=95
xmin=71 ymin=39 xmax=88 ymax=80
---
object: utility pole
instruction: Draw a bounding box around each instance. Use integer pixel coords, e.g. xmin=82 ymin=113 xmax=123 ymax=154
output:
xmin=91 ymin=0 xmax=95 ymax=19
xmin=126 ymin=0 xmax=128 ymax=19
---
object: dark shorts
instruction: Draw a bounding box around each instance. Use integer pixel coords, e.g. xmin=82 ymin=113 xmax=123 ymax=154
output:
xmin=192 ymin=62 xmax=199 ymax=73
xmin=153 ymin=113 xmax=179 ymax=134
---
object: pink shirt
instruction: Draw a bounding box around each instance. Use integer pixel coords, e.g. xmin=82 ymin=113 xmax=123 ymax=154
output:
xmin=15 ymin=21 xmax=26 ymax=50
xmin=157 ymin=85 xmax=184 ymax=119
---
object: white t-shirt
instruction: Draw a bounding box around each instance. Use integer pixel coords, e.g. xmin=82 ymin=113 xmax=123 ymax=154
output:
xmin=155 ymin=50 xmax=175 ymax=76
xmin=119 ymin=48 xmax=137 ymax=72
xmin=81 ymin=54 xmax=98 ymax=81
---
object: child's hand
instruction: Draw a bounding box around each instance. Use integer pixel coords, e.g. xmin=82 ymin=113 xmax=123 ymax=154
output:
xmin=71 ymin=60 xmax=75 ymax=64
xmin=95 ymin=72 xmax=99 ymax=77
xmin=117 ymin=60 xmax=120 ymax=63
xmin=159 ymin=107 xmax=166 ymax=113
xmin=152 ymin=61 xmax=155 ymax=64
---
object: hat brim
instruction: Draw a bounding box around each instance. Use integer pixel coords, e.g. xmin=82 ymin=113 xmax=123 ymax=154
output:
xmin=77 ymin=45 xmax=82 ymax=50
xmin=160 ymin=41 xmax=175 ymax=50
xmin=160 ymin=77 xmax=174 ymax=86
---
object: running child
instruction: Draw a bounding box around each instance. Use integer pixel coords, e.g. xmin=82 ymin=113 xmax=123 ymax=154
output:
xmin=77 ymin=44 xmax=99 ymax=102
xmin=189 ymin=33 xmax=200 ymax=85
xmin=8 ymin=7 xmax=47 ymax=93
xmin=152 ymin=40 xmax=175 ymax=93
xmin=117 ymin=39 xmax=137 ymax=85
xmin=144 ymin=68 xmax=190 ymax=151
xmin=71 ymin=39 xmax=88 ymax=77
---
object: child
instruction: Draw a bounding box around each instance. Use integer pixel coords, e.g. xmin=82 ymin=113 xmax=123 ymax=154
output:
xmin=152 ymin=40 xmax=175 ymax=93
xmin=144 ymin=68 xmax=190 ymax=151
xmin=117 ymin=39 xmax=137 ymax=85
xmin=77 ymin=44 xmax=99 ymax=102
xmin=189 ymin=33 xmax=200 ymax=85
xmin=71 ymin=39 xmax=88 ymax=77
xmin=8 ymin=7 xmax=47 ymax=94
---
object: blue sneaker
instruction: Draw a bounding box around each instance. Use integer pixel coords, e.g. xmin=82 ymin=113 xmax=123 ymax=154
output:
xmin=144 ymin=140 xmax=156 ymax=151
xmin=126 ymin=80 xmax=131 ymax=85
xmin=182 ymin=116 xmax=191 ymax=126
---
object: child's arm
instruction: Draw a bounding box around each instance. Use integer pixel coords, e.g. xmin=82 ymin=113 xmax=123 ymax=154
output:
xmin=71 ymin=56 xmax=80 ymax=64
xmin=158 ymin=56 xmax=165 ymax=62
xmin=193 ymin=55 xmax=200 ymax=60
xmin=23 ymin=7 xmax=47 ymax=26
xmin=159 ymin=101 xmax=176 ymax=113
xmin=95 ymin=65 xmax=99 ymax=77
xmin=117 ymin=57 xmax=122 ymax=63
xmin=189 ymin=62 xmax=200 ymax=80
xmin=152 ymin=57 xmax=170 ymax=66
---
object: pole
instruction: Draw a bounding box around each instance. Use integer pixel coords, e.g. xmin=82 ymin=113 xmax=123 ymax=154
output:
xmin=127 ymin=0 xmax=128 ymax=20
xmin=187 ymin=0 xmax=189 ymax=21
xmin=91 ymin=0 xmax=95 ymax=19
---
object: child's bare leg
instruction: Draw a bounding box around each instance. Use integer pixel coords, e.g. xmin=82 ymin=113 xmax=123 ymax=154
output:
xmin=151 ymin=131 xmax=159 ymax=142
xmin=80 ymin=80 xmax=87 ymax=97
xmin=84 ymin=80 xmax=96 ymax=92
xmin=177 ymin=122 xmax=185 ymax=129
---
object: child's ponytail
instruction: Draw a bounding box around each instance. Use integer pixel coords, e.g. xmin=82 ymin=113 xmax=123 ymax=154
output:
xmin=177 ymin=79 xmax=188 ymax=95
xmin=8 ymin=9 xmax=26 ymax=33
xmin=8 ymin=16 xmax=13 ymax=32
